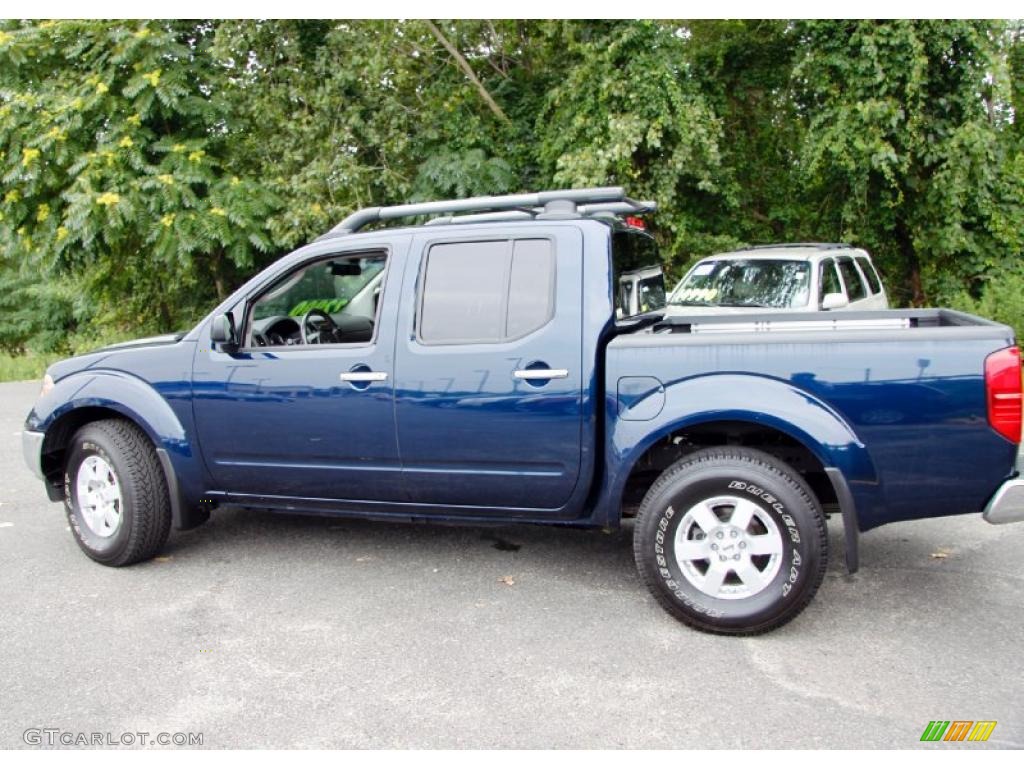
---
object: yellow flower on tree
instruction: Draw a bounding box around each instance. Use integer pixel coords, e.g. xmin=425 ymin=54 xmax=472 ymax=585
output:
xmin=95 ymin=82 xmax=109 ymax=95
xmin=56 ymin=226 xmax=69 ymax=242
xmin=230 ymin=176 xmax=241 ymax=187
xmin=127 ymin=114 xmax=142 ymax=126
xmin=46 ymin=127 xmax=67 ymax=141
xmin=161 ymin=213 xmax=175 ymax=227
xmin=142 ymin=69 xmax=161 ymax=87
xmin=188 ymin=150 xmax=205 ymax=163
xmin=119 ymin=136 xmax=134 ymax=149
xmin=96 ymin=192 xmax=120 ymax=206
xmin=210 ymin=207 xmax=227 ymax=217
xmin=22 ymin=147 xmax=41 ymax=166
xmin=37 ymin=204 xmax=50 ymax=222
xmin=157 ymin=174 xmax=175 ymax=186
xmin=135 ymin=28 xmax=150 ymax=39
xmin=4 ymin=189 xmax=20 ymax=203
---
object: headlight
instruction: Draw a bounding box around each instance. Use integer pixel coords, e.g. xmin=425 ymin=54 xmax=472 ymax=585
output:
xmin=40 ymin=373 xmax=54 ymax=398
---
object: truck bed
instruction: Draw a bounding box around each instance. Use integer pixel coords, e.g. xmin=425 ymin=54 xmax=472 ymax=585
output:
xmin=606 ymin=308 xmax=1017 ymax=530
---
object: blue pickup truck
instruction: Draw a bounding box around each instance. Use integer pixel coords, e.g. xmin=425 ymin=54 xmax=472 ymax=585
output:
xmin=22 ymin=187 xmax=1024 ymax=634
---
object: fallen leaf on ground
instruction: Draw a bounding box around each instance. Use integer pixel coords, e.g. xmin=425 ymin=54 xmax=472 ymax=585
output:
xmin=356 ymin=555 xmax=375 ymax=562
xmin=499 ymin=575 xmax=515 ymax=586
xmin=154 ymin=556 xmax=173 ymax=562
xmin=930 ymin=548 xmax=952 ymax=559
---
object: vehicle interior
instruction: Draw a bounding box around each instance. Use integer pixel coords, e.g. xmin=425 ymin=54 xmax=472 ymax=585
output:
xmin=247 ymin=251 xmax=387 ymax=347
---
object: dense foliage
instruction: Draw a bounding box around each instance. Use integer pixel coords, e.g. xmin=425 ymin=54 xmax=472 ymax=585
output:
xmin=1 ymin=19 xmax=1023 ymax=357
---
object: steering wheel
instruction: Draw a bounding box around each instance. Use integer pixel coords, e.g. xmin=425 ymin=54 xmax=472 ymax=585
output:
xmin=300 ymin=308 xmax=339 ymax=344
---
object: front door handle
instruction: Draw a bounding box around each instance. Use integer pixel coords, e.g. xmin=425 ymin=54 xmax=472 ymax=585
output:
xmin=339 ymin=371 xmax=388 ymax=383
xmin=513 ymin=368 xmax=569 ymax=381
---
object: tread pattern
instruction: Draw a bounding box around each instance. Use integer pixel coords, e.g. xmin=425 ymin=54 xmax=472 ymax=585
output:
xmin=633 ymin=446 xmax=829 ymax=635
xmin=70 ymin=419 xmax=172 ymax=566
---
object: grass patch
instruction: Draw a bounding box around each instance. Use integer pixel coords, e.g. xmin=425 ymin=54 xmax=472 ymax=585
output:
xmin=0 ymin=352 xmax=60 ymax=382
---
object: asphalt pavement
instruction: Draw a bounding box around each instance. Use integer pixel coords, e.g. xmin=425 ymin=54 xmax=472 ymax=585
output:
xmin=0 ymin=379 xmax=1021 ymax=748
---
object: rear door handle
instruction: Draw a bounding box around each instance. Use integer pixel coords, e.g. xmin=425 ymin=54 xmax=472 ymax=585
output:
xmin=339 ymin=371 xmax=388 ymax=383
xmin=513 ymin=368 xmax=569 ymax=380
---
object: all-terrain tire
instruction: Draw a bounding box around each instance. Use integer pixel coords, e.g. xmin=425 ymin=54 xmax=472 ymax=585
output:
xmin=64 ymin=419 xmax=172 ymax=566
xmin=633 ymin=447 xmax=828 ymax=635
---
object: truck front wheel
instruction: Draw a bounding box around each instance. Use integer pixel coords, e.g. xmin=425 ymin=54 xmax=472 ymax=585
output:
xmin=633 ymin=447 xmax=828 ymax=634
xmin=63 ymin=419 xmax=172 ymax=567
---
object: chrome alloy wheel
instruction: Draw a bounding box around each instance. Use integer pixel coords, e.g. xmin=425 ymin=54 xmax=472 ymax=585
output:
xmin=672 ymin=495 xmax=783 ymax=600
xmin=75 ymin=455 xmax=123 ymax=538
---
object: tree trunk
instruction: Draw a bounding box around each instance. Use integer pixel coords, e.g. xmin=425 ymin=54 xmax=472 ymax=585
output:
xmin=896 ymin=218 xmax=925 ymax=306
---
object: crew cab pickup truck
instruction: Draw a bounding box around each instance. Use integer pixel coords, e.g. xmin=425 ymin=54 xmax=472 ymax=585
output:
xmin=22 ymin=187 xmax=1024 ymax=634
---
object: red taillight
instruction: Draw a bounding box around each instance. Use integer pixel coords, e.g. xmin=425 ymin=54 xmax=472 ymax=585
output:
xmin=624 ymin=216 xmax=646 ymax=230
xmin=985 ymin=346 xmax=1022 ymax=443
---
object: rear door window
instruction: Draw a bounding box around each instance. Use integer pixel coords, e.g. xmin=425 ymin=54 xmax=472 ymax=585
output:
xmin=856 ymin=256 xmax=883 ymax=294
xmin=419 ymin=239 xmax=555 ymax=344
xmin=837 ymin=258 xmax=867 ymax=302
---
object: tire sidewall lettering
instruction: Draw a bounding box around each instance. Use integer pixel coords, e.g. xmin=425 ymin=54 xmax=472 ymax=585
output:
xmin=647 ymin=471 xmax=811 ymax=624
xmin=64 ymin=438 xmax=129 ymax=558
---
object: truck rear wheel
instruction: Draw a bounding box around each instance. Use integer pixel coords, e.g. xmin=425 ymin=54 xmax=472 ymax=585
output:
xmin=633 ymin=447 xmax=827 ymax=634
xmin=64 ymin=419 xmax=172 ymax=567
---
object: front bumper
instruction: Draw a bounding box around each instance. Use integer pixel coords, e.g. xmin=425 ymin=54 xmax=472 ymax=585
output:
xmin=22 ymin=429 xmax=45 ymax=481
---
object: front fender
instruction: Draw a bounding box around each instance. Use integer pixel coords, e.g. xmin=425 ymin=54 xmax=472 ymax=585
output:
xmin=26 ymin=370 xmax=205 ymax=529
xmin=598 ymin=373 xmax=880 ymax=527
xmin=29 ymin=370 xmax=188 ymax=454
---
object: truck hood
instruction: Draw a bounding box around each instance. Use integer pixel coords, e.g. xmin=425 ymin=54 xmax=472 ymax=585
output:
xmin=96 ymin=332 xmax=186 ymax=351
xmin=46 ymin=332 xmax=188 ymax=382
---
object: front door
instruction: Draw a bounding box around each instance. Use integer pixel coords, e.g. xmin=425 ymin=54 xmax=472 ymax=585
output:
xmin=191 ymin=243 xmax=405 ymax=502
xmin=393 ymin=228 xmax=584 ymax=512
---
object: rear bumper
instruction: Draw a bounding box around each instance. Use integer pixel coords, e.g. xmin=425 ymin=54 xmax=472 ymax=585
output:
xmin=22 ymin=429 xmax=45 ymax=481
xmin=983 ymin=449 xmax=1024 ymax=525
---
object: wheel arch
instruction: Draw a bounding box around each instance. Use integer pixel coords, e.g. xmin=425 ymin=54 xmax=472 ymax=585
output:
xmin=600 ymin=373 xmax=879 ymax=570
xmin=30 ymin=371 xmax=204 ymax=530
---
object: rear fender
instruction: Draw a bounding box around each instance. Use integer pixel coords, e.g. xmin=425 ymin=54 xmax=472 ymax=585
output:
xmin=600 ymin=373 xmax=879 ymax=528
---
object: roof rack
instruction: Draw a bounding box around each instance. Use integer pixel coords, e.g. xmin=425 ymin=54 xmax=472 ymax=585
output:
xmin=323 ymin=187 xmax=656 ymax=236
xmin=737 ymin=242 xmax=853 ymax=251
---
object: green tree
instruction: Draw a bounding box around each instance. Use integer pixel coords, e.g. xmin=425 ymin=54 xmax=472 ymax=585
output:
xmin=792 ymin=20 xmax=1023 ymax=306
xmin=0 ymin=19 xmax=277 ymax=341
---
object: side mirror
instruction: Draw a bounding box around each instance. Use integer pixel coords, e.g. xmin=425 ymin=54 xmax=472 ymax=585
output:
xmin=210 ymin=313 xmax=239 ymax=350
xmin=821 ymin=293 xmax=849 ymax=311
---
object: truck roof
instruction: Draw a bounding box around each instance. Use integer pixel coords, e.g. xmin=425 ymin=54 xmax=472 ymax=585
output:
xmin=697 ymin=243 xmax=869 ymax=263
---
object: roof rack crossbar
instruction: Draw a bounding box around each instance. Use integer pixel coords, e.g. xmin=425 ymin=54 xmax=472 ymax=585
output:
xmin=328 ymin=187 xmax=656 ymax=234
xmin=739 ymin=242 xmax=853 ymax=251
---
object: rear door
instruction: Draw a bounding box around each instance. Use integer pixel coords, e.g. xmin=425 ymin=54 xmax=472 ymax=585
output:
xmin=393 ymin=227 xmax=584 ymax=512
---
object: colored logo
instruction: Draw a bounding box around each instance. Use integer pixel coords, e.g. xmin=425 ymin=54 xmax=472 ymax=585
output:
xmin=920 ymin=721 xmax=996 ymax=742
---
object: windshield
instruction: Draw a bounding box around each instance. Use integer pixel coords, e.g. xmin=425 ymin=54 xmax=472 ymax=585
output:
xmin=669 ymin=259 xmax=811 ymax=309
